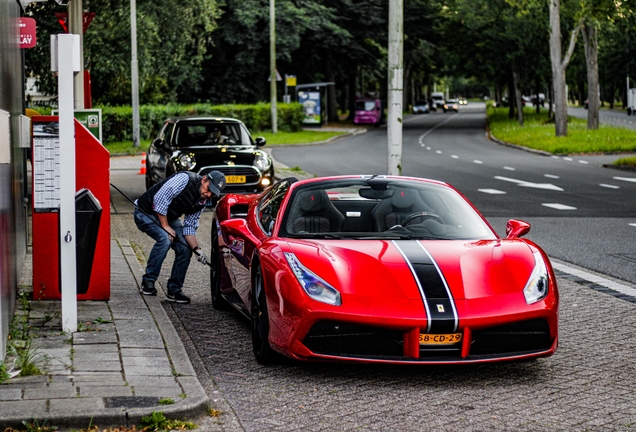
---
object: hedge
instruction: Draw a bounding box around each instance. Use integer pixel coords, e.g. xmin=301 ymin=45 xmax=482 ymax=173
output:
xmin=97 ymin=102 xmax=305 ymax=143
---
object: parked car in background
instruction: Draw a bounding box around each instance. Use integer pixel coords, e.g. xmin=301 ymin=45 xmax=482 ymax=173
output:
xmin=146 ymin=117 xmax=274 ymax=193
xmin=431 ymin=92 xmax=445 ymax=110
xmin=444 ymin=99 xmax=459 ymax=113
xmin=412 ymin=100 xmax=430 ymax=114
xmin=353 ymin=98 xmax=383 ymax=126
xmin=458 ymin=98 xmax=467 ymax=105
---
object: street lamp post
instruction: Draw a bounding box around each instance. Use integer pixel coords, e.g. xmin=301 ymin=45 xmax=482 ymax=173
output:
xmin=270 ymin=0 xmax=277 ymax=134
xmin=387 ymin=0 xmax=404 ymax=175
xmin=130 ymin=0 xmax=140 ymax=147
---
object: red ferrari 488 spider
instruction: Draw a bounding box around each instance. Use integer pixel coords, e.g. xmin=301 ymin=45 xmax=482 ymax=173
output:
xmin=210 ymin=175 xmax=558 ymax=364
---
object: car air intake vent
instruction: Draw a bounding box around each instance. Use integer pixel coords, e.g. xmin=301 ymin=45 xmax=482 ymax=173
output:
xmin=469 ymin=319 xmax=551 ymax=357
xmin=230 ymin=204 xmax=249 ymax=219
xmin=200 ymin=167 xmax=258 ymax=176
xmin=303 ymin=320 xmax=403 ymax=357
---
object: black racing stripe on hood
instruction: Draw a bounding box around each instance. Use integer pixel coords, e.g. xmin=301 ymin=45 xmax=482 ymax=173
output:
xmin=393 ymin=240 xmax=457 ymax=333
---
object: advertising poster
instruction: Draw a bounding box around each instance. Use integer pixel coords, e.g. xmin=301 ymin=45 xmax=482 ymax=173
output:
xmin=298 ymin=91 xmax=321 ymax=125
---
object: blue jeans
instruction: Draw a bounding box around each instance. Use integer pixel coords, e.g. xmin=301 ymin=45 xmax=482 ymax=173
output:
xmin=134 ymin=208 xmax=192 ymax=295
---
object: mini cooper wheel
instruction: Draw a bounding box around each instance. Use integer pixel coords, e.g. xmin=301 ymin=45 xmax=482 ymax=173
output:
xmin=251 ymin=264 xmax=280 ymax=364
xmin=210 ymin=220 xmax=229 ymax=310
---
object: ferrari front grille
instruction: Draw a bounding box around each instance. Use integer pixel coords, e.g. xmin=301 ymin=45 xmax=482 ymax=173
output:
xmin=303 ymin=320 xmax=404 ymax=358
xmin=469 ymin=318 xmax=551 ymax=358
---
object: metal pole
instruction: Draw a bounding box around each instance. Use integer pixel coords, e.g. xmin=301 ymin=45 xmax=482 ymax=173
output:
xmin=387 ymin=0 xmax=403 ymax=175
xmin=54 ymin=34 xmax=80 ymax=333
xmin=270 ymin=0 xmax=277 ymax=133
xmin=68 ymin=0 xmax=84 ymax=109
xmin=130 ymin=0 xmax=140 ymax=147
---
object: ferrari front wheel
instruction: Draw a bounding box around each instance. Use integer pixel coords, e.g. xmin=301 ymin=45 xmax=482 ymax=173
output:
xmin=210 ymin=220 xmax=229 ymax=310
xmin=251 ymin=264 xmax=280 ymax=364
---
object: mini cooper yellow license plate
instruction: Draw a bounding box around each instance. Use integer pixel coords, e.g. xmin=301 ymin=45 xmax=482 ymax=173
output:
xmin=419 ymin=333 xmax=462 ymax=345
xmin=225 ymin=175 xmax=246 ymax=184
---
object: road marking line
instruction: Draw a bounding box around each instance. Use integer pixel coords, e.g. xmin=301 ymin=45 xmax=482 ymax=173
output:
xmin=600 ymin=184 xmax=620 ymax=189
xmin=563 ymin=157 xmax=573 ymax=161
xmin=552 ymin=262 xmax=636 ymax=297
xmin=436 ymin=150 xmax=442 ymax=154
xmin=542 ymin=203 xmax=577 ymax=210
xmin=478 ymin=189 xmax=507 ymax=194
xmin=544 ymin=174 xmax=560 ymax=179
xmin=551 ymin=156 xmax=559 ymax=159
xmin=503 ymin=166 xmax=515 ymax=171
xmin=473 ymin=160 xmax=483 ymax=164
xmin=495 ymin=176 xmax=564 ymax=191
xmin=614 ymin=176 xmax=636 ymax=183
xmin=451 ymin=155 xmax=459 ymax=159
xmin=578 ymin=160 xmax=589 ymax=164
xmin=629 ymin=223 xmax=636 ymax=227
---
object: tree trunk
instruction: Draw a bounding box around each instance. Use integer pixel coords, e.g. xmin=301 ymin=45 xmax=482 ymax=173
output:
xmin=347 ymin=67 xmax=357 ymax=121
xmin=508 ymin=75 xmax=516 ymax=119
xmin=582 ymin=22 xmax=599 ymax=130
xmin=513 ymin=68 xmax=524 ymax=126
xmin=548 ymin=80 xmax=554 ymax=120
xmin=549 ymin=0 xmax=582 ymax=136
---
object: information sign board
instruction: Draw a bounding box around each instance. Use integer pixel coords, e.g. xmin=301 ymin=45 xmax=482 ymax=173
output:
xmin=52 ymin=109 xmax=102 ymax=142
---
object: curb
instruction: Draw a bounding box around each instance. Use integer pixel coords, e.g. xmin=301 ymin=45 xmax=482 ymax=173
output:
xmin=117 ymin=238 xmax=211 ymax=425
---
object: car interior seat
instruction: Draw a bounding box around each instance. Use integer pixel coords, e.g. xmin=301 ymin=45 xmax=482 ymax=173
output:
xmin=372 ymin=188 xmax=434 ymax=231
xmin=287 ymin=189 xmax=345 ymax=233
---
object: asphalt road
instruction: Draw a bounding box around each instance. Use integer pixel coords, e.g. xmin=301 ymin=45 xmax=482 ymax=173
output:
xmin=568 ymin=105 xmax=636 ymax=130
xmin=271 ymin=103 xmax=636 ymax=285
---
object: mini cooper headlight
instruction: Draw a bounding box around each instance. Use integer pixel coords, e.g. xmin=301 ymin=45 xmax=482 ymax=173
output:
xmin=177 ymin=153 xmax=196 ymax=170
xmin=254 ymin=151 xmax=271 ymax=171
xmin=284 ymin=252 xmax=341 ymax=306
xmin=523 ymin=252 xmax=549 ymax=304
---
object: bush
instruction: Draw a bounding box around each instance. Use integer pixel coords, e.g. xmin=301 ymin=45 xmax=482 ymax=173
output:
xmin=99 ymin=102 xmax=304 ymax=143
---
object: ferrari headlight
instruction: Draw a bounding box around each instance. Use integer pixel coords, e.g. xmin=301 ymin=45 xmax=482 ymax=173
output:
xmin=254 ymin=151 xmax=271 ymax=171
xmin=284 ymin=252 xmax=341 ymax=306
xmin=523 ymin=252 xmax=549 ymax=304
xmin=177 ymin=153 xmax=196 ymax=170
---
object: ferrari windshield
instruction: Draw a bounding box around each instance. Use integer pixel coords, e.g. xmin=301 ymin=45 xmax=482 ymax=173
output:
xmin=279 ymin=178 xmax=496 ymax=240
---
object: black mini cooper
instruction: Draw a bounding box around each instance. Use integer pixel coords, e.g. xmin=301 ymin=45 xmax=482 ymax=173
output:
xmin=145 ymin=117 xmax=274 ymax=193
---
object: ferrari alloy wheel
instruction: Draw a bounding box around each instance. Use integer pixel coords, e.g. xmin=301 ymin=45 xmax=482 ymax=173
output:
xmin=210 ymin=220 xmax=229 ymax=310
xmin=251 ymin=264 xmax=279 ymax=364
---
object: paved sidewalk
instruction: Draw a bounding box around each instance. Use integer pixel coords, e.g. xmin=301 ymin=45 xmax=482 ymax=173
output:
xmin=0 ymin=239 xmax=209 ymax=429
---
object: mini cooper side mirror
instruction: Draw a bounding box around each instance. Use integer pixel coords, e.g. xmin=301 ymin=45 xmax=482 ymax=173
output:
xmin=254 ymin=137 xmax=267 ymax=147
xmin=506 ymin=219 xmax=531 ymax=239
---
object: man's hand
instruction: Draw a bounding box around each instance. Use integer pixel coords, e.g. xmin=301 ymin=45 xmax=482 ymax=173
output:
xmin=194 ymin=247 xmax=209 ymax=265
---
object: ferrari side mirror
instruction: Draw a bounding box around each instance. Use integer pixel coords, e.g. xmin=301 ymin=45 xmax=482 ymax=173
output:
xmin=506 ymin=219 xmax=531 ymax=239
xmin=221 ymin=218 xmax=260 ymax=245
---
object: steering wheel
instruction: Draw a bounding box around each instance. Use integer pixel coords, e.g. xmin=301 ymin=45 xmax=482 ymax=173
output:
xmin=398 ymin=212 xmax=444 ymax=228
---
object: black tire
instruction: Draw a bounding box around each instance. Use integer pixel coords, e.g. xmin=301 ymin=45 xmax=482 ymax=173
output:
xmin=210 ymin=220 xmax=229 ymax=310
xmin=251 ymin=264 xmax=280 ymax=364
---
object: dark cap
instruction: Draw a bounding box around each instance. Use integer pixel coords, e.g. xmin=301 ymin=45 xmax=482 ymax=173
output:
xmin=206 ymin=171 xmax=226 ymax=196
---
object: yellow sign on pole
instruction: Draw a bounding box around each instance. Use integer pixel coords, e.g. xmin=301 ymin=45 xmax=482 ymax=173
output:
xmin=286 ymin=75 xmax=297 ymax=87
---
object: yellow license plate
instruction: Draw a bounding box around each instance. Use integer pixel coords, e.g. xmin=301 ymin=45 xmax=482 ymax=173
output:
xmin=225 ymin=175 xmax=246 ymax=184
xmin=419 ymin=333 xmax=462 ymax=345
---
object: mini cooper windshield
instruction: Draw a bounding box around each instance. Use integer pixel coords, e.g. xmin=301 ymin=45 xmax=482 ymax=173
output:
xmin=278 ymin=178 xmax=496 ymax=240
xmin=173 ymin=121 xmax=253 ymax=147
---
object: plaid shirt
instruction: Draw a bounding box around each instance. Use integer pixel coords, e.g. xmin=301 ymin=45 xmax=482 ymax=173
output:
xmin=152 ymin=172 xmax=206 ymax=236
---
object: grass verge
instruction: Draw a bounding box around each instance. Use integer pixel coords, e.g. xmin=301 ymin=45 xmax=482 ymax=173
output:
xmin=488 ymin=107 xmax=636 ymax=167
xmin=255 ymin=129 xmax=346 ymax=145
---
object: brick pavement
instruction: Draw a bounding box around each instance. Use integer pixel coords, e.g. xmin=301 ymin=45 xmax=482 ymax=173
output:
xmin=115 ymin=211 xmax=636 ymax=431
